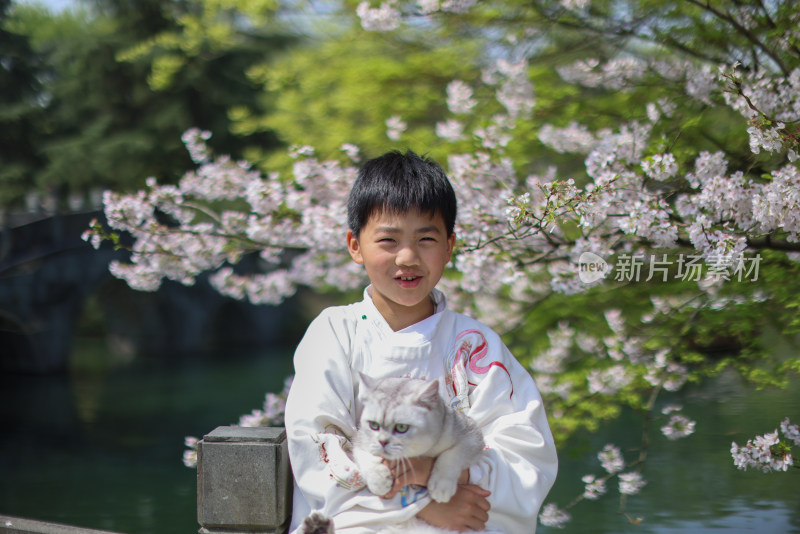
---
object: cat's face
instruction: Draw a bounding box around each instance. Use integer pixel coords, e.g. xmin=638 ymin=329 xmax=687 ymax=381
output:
xmin=356 ymin=376 xmax=443 ymax=461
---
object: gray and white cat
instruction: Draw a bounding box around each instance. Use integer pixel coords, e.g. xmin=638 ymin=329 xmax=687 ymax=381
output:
xmin=298 ymin=374 xmax=485 ymax=534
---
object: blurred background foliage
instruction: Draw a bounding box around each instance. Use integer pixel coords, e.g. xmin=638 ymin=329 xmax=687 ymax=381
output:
xmin=1 ymin=0 xmax=291 ymax=208
xmin=0 ymin=0 xmax=770 ymax=202
xmin=2 ymin=0 xmax=798 ymax=442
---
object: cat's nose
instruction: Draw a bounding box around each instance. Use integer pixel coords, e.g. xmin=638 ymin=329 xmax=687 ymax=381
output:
xmin=379 ymin=440 xmax=389 ymax=448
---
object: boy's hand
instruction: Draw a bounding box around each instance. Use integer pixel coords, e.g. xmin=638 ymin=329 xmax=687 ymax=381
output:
xmin=382 ymin=457 xmax=434 ymax=497
xmin=417 ymin=484 xmax=491 ymax=532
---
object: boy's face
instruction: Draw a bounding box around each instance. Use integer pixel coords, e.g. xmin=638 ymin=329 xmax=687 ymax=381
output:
xmin=347 ymin=209 xmax=455 ymax=331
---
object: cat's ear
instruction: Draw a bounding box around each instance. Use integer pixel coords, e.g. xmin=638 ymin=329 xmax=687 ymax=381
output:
xmin=358 ymin=372 xmax=378 ymax=392
xmin=418 ymin=380 xmax=440 ymax=409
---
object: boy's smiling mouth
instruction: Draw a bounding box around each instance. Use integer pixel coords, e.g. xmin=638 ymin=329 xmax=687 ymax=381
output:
xmin=395 ymin=275 xmax=422 ymax=288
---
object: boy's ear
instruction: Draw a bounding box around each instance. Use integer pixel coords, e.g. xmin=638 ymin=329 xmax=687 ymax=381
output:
xmin=346 ymin=229 xmax=364 ymax=265
xmin=446 ymin=232 xmax=456 ymax=261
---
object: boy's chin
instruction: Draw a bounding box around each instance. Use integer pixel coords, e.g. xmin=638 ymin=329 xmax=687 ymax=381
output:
xmin=376 ymin=288 xmax=427 ymax=306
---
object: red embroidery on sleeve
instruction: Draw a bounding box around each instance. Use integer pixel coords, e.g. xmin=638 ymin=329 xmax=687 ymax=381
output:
xmin=449 ymin=329 xmax=513 ymax=398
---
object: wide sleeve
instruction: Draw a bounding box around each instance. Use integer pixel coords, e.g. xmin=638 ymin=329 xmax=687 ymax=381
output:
xmin=284 ymin=310 xmax=430 ymax=534
xmin=463 ymin=334 xmax=558 ymax=533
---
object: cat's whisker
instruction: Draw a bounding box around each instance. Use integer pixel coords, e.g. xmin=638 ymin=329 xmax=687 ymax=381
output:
xmin=399 ymin=456 xmax=411 ymax=486
xmin=404 ymin=457 xmax=417 ymax=485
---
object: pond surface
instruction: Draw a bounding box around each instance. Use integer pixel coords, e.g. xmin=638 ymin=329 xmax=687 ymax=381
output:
xmin=0 ymin=338 xmax=797 ymax=533
xmin=543 ymin=369 xmax=800 ymax=533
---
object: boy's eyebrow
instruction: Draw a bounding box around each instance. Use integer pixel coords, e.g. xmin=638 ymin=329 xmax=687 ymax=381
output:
xmin=415 ymin=225 xmax=444 ymax=234
xmin=374 ymin=225 xmax=443 ymax=234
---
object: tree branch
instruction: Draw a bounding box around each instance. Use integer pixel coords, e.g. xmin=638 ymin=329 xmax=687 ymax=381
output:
xmin=684 ymin=0 xmax=790 ymax=76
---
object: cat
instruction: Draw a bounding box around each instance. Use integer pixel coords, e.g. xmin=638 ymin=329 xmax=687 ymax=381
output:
xmin=298 ymin=374 xmax=485 ymax=534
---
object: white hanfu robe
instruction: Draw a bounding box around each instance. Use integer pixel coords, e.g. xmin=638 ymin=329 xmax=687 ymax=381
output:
xmin=285 ymin=287 xmax=558 ymax=534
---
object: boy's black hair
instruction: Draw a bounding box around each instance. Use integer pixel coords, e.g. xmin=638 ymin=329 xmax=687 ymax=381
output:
xmin=347 ymin=150 xmax=457 ymax=237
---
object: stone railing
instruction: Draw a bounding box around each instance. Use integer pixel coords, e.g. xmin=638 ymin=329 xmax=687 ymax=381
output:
xmin=197 ymin=426 xmax=293 ymax=534
xmin=0 ymin=426 xmax=293 ymax=534
xmin=0 ymin=516 xmax=122 ymax=534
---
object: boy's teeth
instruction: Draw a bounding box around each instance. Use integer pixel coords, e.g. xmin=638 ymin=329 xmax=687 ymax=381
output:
xmin=400 ymin=276 xmax=416 ymax=281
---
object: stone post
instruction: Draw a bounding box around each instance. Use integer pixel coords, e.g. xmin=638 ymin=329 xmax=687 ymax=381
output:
xmin=197 ymin=426 xmax=292 ymax=534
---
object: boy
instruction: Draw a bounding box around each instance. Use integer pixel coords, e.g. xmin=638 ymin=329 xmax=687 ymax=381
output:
xmin=284 ymin=150 xmax=558 ymax=533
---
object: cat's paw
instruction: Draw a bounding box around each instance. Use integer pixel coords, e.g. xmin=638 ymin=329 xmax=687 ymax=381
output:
xmin=300 ymin=512 xmax=334 ymax=534
xmin=427 ymin=475 xmax=458 ymax=503
xmin=365 ymin=463 xmax=394 ymax=496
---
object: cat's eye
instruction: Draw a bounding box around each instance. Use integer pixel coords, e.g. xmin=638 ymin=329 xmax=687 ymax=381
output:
xmin=394 ymin=423 xmax=409 ymax=434
xmin=368 ymin=421 xmax=380 ymax=431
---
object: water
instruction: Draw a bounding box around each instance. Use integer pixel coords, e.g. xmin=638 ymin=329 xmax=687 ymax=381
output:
xmin=544 ymin=371 xmax=800 ymax=533
xmin=0 ymin=339 xmax=798 ymax=533
xmin=0 ymin=338 xmax=295 ymax=533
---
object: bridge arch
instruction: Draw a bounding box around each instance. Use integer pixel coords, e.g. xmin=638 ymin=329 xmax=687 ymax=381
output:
xmin=0 ymin=311 xmax=36 ymax=371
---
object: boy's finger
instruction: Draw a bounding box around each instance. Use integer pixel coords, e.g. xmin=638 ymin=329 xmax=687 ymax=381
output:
xmin=462 ymin=484 xmax=491 ymax=497
xmin=466 ymin=517 xmax=488 ymax=531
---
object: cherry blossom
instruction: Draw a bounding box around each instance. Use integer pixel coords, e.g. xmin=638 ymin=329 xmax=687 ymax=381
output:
xmin=661 ymin=414 xmax=697 ymax=440
xmin=560 ymin=0 xmax=590 ymax=10
xmin=445 ymin=80 xmax=477 ymax=114
xmin=618 ymin=471 xmax=646 ymax=495
xmin=732 ymin=419 xmax=799 ymax=473
xmin=598 ymin=444 xmax=624 ymax=474
xmin=581 ymin=474 xmax=607 ymax=500
xmin=385 ymin=115 xmax=407 ymax=141
xmin=356 ymin=1 xmax=401 ymax=31
xmin=587 ymin=364 xmax=633 ymax=395
xmin=538 ymin=503 xmax=571 ymax=528
xmin=435 ymin=119 xmax=465 ymax=141
xmin=781 ymin=418 xmax=800 ymax=446
xmin=483 ymin=59 xmax=535 ymax=119
xmin=538 ymin=122 xmax=597 ymax=154
xmin=182 ymin=436 xmax=200 ymax=468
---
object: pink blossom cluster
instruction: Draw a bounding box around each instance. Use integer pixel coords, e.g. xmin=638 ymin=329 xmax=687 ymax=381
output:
xmin=538 ymin=503 xmax=571 ymax=528
xmin=531 ymin=109 xmax=799 ymax=287
xmin=598 ymin=444 xmax=624 ymax=474
xmin=385 ymin=116 xmax=407 ymax=141
xmin=556 ymin=56 xmax=718 ymax=104
xmin=356 ymin=1 xmax=400 ymax=31
xmin=482 ymin=59 xmax=536 ymax=120
xmin=182 ymin=436 xmax=199 ymax=468
xmin=598 ymin=446 xmax=647 ymax=496
xmin=723 ymin=66 xmax=800 ymax=160
xmin=181 ymin=376 xmax=294 ymax=469
xmin=94 ymin=134 xmax=365 ymax=303
xmin=445 ymin=80 xmax=476 ymax=115
xmin=660 ymin=411 xmax=696 ymax=441
xmin=92 ymin=53 xmax=800 ymax=312
xmin=527 ymin=307 xmax=691 ymax=411
xmin=539 ymin=441 xmax=651 ymax=526
xmin=580 ymin=474 xmax=607 ymax=500
xmin=618 ymin=471 xmax=646 ymax=495
xmin=731 ymin=418 xmax=800 ymax=473
xmin=239 ymin=375 xmax=294 ymax=427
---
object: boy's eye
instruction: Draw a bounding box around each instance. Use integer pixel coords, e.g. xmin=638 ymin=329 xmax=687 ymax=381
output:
xmin=394 ymin=423 xmax=409 ymax=434
xmin=368 ymin=421 xmax=380 ymax=431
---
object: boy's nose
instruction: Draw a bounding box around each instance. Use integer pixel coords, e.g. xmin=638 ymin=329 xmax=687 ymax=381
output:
xmin=395 ymin=246 xmax=420 ymax=266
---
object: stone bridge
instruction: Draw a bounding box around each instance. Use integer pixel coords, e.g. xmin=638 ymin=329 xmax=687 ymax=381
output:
xmin=0 ymin=211 xmax=300 ymax=374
